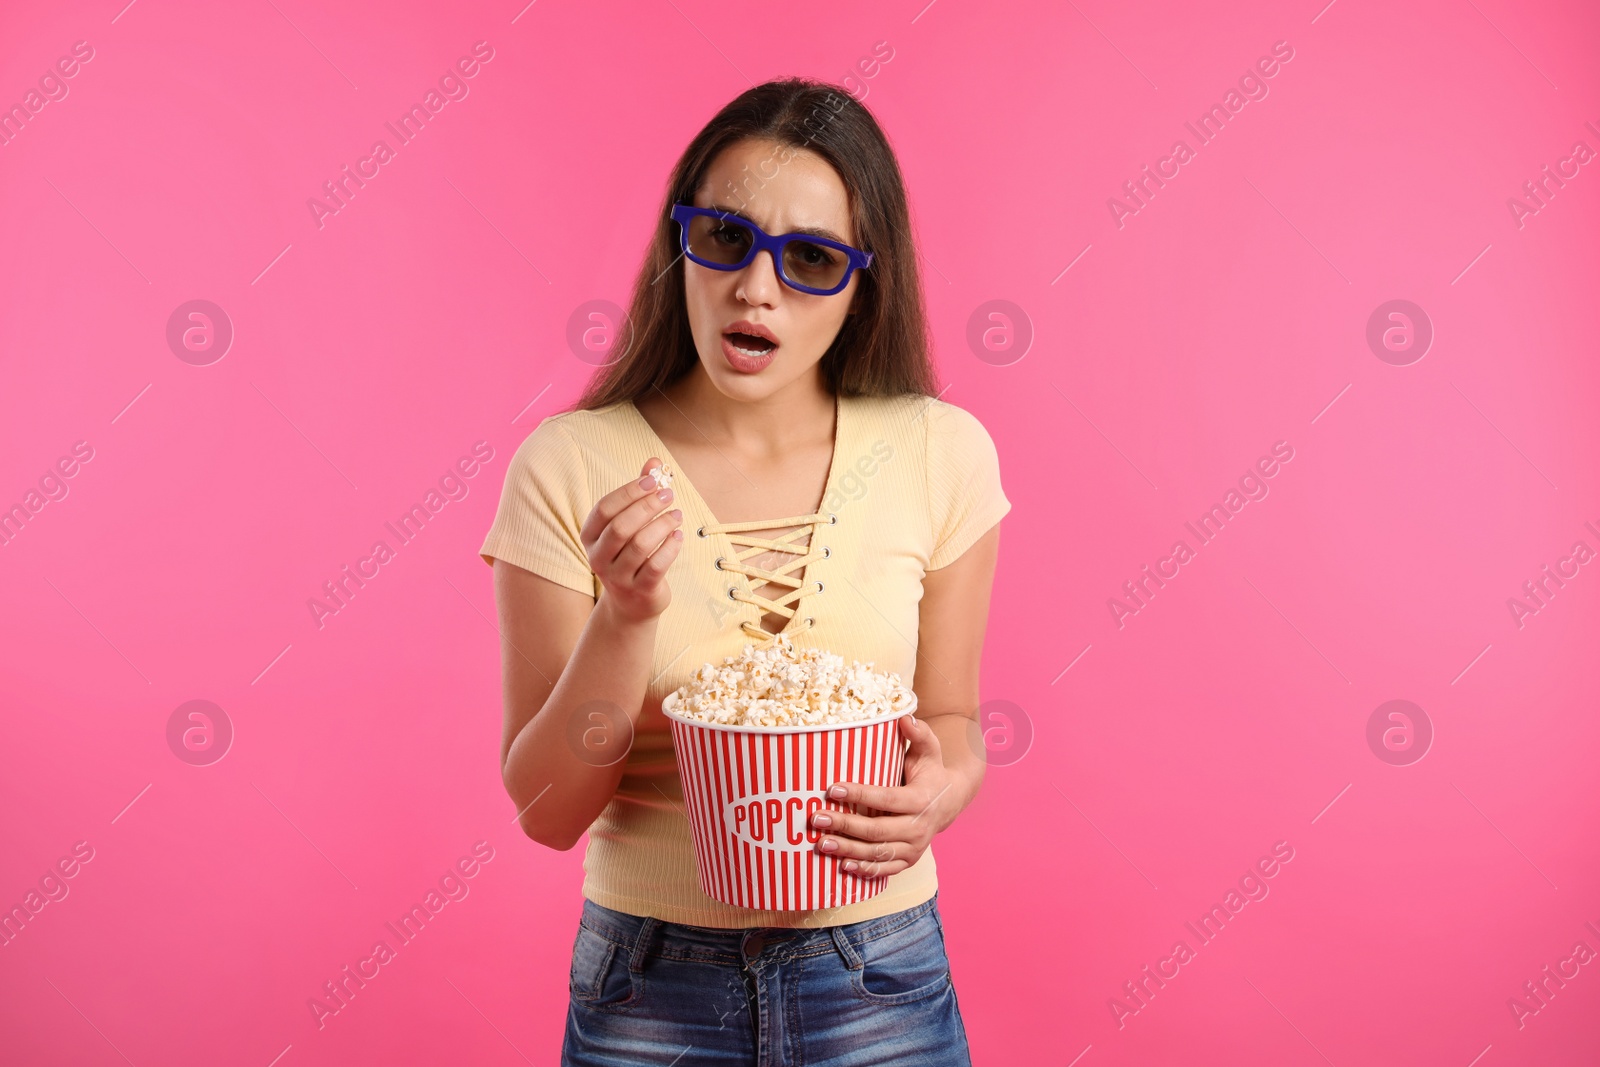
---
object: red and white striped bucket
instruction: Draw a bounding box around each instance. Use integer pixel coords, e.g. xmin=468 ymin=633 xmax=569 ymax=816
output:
xmin=661 ymin=691 xmax=915 ymax=911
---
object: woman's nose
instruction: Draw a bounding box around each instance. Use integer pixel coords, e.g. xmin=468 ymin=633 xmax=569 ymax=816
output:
xmin=736 ymin=248 xmax=784 ymax=302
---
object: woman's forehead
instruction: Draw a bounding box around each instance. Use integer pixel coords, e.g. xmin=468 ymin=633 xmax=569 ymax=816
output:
xmin=696 ymin=141 xmax=855 ymax=243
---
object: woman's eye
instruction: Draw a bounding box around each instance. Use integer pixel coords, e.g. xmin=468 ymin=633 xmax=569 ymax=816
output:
xmin=794 ymin=244 xmax=835 ymax=267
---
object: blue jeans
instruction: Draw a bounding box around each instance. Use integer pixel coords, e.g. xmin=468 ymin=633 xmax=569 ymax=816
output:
xmin=562 ymin=891 xmax=973 ymax=1066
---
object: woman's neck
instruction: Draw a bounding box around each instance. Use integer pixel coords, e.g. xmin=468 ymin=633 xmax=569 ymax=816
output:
xmin=651 ymin=366 xmax=834 ymax=458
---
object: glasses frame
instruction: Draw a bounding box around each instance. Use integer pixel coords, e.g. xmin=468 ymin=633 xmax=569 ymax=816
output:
xmin=669 ymin=203 xmax=873 ymax=296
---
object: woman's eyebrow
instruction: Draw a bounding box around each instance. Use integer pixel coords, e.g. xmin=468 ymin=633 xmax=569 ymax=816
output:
xmin=707 ymin=202 xmax=848 ymax=244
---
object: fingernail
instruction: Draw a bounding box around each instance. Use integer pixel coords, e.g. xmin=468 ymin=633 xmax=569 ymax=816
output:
xmin=843 ymin=860 xmax=859 ymax=872
xmin=657 ymin=488 xmax=673 ymax=502
xmin=638 ymin=476 xmax=656 ymax=490
xmin=828 ymin=785 xmax=847 ymax=799
xmin=669 ymin=509 xmax=683 ymax=520
xmin=819 ymin=838 xmax=838 ymax=853
xmin=812 ymin=813 xmax=832 ymax=828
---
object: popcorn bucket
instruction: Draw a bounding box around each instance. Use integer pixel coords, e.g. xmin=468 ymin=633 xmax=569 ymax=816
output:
xmin=661 ymin=691 xmax=916 ymax=911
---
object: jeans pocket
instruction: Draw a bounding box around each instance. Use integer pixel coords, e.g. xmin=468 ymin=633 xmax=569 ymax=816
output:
xmin=849 ymin=911 xmax=952 ymax=1005
xmin=570 ymin=923 xmax=640 ymax=1014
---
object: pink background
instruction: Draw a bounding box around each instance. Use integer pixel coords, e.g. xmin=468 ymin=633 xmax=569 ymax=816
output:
xmin=3 ymin=0 xmax=1598 ymax=1063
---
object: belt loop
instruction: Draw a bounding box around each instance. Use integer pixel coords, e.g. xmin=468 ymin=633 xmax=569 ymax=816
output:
xmin=628 ymin=916 xmax=662 ymax=974
xmin=829 ymin=923 xmax=863 ymax=970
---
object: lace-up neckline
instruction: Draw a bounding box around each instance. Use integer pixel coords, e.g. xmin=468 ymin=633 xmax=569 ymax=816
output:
xmin=627 ymin=396 xmax=844 ymax=647
xmin=699 ymin=510 xmax=833 ymax=642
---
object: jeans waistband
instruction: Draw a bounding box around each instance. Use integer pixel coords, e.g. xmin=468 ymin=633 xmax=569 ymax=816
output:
xmin=578 ymin=892 xmax=941 ymax=971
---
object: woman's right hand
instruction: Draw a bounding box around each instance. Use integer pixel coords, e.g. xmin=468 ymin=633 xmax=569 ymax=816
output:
xmin=580 ymin=456 xmax=684 ymax=624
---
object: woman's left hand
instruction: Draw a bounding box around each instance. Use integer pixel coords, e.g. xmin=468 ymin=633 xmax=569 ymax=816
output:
xmin=809 ymin=713 xmax=967 ymax=879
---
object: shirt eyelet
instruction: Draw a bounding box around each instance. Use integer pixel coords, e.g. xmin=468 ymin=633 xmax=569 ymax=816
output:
xmin=814 ymin=580 xmax=824 ymax=592
xmin=805 ymin=617 xmax=814 ymax=626
xmin=714 ymin=556 xmax=725 ymax=570
xmin=827 ymin=514 xmax=837 ymax=525
xmin=727 ymin=586 xmax=738 ymax=601
xmin=697 ymin=526 xmax=707 ymax=538
xmin=821 ymin=545 xmax=831 ymax=558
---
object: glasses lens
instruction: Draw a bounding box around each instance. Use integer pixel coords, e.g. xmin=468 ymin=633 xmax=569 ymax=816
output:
xmin=686 ymin=214 xmax=755 ymax=267
xmin=782 ymin=239 xmax=849 ymax=291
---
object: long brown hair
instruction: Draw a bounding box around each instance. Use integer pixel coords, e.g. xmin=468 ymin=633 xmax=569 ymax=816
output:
xmin=571 ymin=77 xmax=939 ymax=412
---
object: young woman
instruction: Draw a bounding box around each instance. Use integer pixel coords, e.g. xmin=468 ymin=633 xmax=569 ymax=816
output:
xmin=480 ymin=77 xmax=1010 ymax=1066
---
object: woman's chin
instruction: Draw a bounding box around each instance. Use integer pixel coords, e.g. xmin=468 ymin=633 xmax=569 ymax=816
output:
xmin=695 ymin=348 xmax=826 ymax=404
xmin=703 ymin=355 xmax=784 ymax=398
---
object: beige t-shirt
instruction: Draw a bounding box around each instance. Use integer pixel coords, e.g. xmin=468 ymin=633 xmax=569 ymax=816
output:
xmin=479 ymin=391 xmax=1011 ymax=928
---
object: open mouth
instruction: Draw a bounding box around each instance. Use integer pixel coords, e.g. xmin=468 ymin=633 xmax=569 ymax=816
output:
xmin=724 ymin=331 xmax=777 ymax=357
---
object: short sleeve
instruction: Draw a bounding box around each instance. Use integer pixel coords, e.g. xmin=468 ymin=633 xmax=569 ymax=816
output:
xmin=926 ymin=401 xmax=1011 ymax=570
xmin=478 ymin=418 xmax=597 ymax=597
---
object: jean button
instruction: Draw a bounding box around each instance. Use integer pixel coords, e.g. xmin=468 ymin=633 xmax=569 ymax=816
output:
xmin=745 ymin=933 xmax=767 ymax=956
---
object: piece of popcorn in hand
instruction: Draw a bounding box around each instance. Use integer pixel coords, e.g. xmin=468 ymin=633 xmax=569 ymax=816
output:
xmin=648 ymin=463 xmax=674 ymax=490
